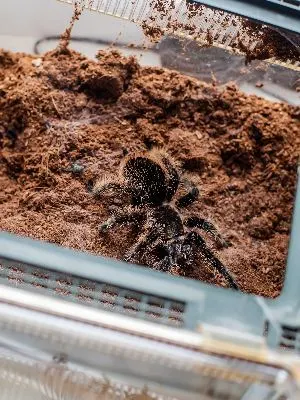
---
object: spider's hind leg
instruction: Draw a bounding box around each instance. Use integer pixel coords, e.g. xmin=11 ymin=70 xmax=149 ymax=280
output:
xmin=187 ymin=231 xmax=239 ymax=290
xmin=184 ymin=216 xmax=229 ymax=248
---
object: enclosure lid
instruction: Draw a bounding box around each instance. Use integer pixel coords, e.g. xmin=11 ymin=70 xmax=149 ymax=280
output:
xmin=192 ymin=0 xmax=300 ymax=34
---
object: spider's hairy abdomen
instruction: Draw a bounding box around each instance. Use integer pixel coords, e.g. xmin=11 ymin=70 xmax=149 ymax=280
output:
xmin=122 ymin=156 xmax=168 ymax=206
xmin=120 ymin=149 xmax=180 ymax=206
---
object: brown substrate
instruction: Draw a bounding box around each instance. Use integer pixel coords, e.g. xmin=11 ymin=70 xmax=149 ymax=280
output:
xmin=0 ymin=48 xmax=299 ymax=297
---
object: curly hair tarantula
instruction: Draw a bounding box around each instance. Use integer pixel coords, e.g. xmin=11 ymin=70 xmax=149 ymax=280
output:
xmin=94 ymin=149 xmax=239 ymax=290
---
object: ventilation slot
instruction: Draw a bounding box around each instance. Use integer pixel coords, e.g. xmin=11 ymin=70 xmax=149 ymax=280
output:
xmin=0 ymin=259 xmax=185 ymax=327
xmin=279 ymin=325 xmax=300 ymax=350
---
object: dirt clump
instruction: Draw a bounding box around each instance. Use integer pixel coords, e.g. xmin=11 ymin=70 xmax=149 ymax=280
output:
xmin=0 ymin=47 xmax=299 ymax=297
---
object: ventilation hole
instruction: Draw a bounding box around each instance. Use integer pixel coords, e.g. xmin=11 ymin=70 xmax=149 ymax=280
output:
xmin=124 ymin=294 xmax=142 ymax=302
xmin=56 ymin=277 xmax=72 ymax=286
xmin=145 ymin=311 xmax=163 ymax=320
xmin=123 ymin=303 xmax=139 ymax=313
xmin=170 ymin=302 xmax=185 ymax=313
xmin=147 ymin=296 xmax=165 ymax=309
xmin=32 ymin=270 xmax=49 ymax=279
xmin=32 ymin=283 xmax=48 ymax=289
xmin=102 ymin=289 xmax=118 ymax=298
xmin=279 ymin=324 xmax=300 ymax=350
xmin=55 ymin=288 xmax=71 ymax=296
xmin=77 ymin=294 xmax=93 ymax=302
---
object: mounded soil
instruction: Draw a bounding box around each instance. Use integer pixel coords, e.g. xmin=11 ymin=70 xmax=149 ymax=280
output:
xmin=0 ymin=47 xmax=299 ymax=297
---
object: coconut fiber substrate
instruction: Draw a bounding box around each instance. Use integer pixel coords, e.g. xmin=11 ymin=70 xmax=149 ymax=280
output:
xmin=0 ymin=47 xmax=299 ymax=297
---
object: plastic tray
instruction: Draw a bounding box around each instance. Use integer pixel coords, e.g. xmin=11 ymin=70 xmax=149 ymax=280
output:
xmin=0 ymin=1 xmax=300 ymax=397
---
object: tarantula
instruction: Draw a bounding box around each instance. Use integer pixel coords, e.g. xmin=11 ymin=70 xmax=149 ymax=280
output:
xmin=94 ymin=149 xmax=239 ymax=290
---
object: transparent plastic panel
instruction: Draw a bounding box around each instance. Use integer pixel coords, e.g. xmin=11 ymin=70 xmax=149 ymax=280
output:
xmin=57 ymin=0 xmax=300 ymax=71
xmin=0 ymin=294 xmax=298 ymax=400
xmin=0 ymin=0 xmax=299 ymax=360
xmin=0 ymin=354 xmax=292 ymax=400
xmin=0 ymin=2 xmax=300 ymax=398
xmin=0 ymin=0 xmax=299 ymax=298
xmin=0 ymin=257 xmax=185 ymax=327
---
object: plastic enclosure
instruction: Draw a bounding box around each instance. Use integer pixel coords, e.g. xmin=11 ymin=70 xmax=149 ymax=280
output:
xmin=0 ymin=0 xmax=300 ymax=398
xmin=192 ymin=0 xmax=300 ymax=34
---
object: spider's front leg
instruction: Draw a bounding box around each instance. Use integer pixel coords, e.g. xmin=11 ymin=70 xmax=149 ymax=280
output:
xmin=124 ymin=227 xmax=160 ymax=265
xmin=175 ymin=179 xmax=199 ymax=208
xmin=186 ymin=231 xmax=239 ymax=290
xmin=93 ymin=181 xmax=123 ymax=197
xmin=99 ymin=207 xmax=143 ymax=233
xmin=93 ymin=178 xmax=131 ymax=206
xmin=184 ymin=216 xmax=229 ymax=248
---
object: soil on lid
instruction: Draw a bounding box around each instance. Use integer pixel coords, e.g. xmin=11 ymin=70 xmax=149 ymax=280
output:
xmin=0 ymin=47 xmax=299 ymax=297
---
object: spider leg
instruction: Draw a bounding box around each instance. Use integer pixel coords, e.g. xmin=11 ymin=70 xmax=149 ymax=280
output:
xmin=187 ymin=231 xmax=239 ymax=290
xmin=184 ymin=216 xmax=229 ymax=248
xmin=93 ymin=181 xmax=122 ymax=197
xmin=152 ymin=257 xmax=172 ymax=272
xmin=175 ymin=179 xmax=199 ymax=208
xmin=99 ymin=207 xmax=143 ymax=232
xmin=161 ymin=155 xmax=180 ymax=202
xmin=93 ymin=180 xmax=131 ymax=205
xmin=147 ymin=237 xmax=175 ymax=272
xmin=124 ymin=228 xmax=159 ymax=265
xmin=148 ymin=149 xmax=180 ymax=201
